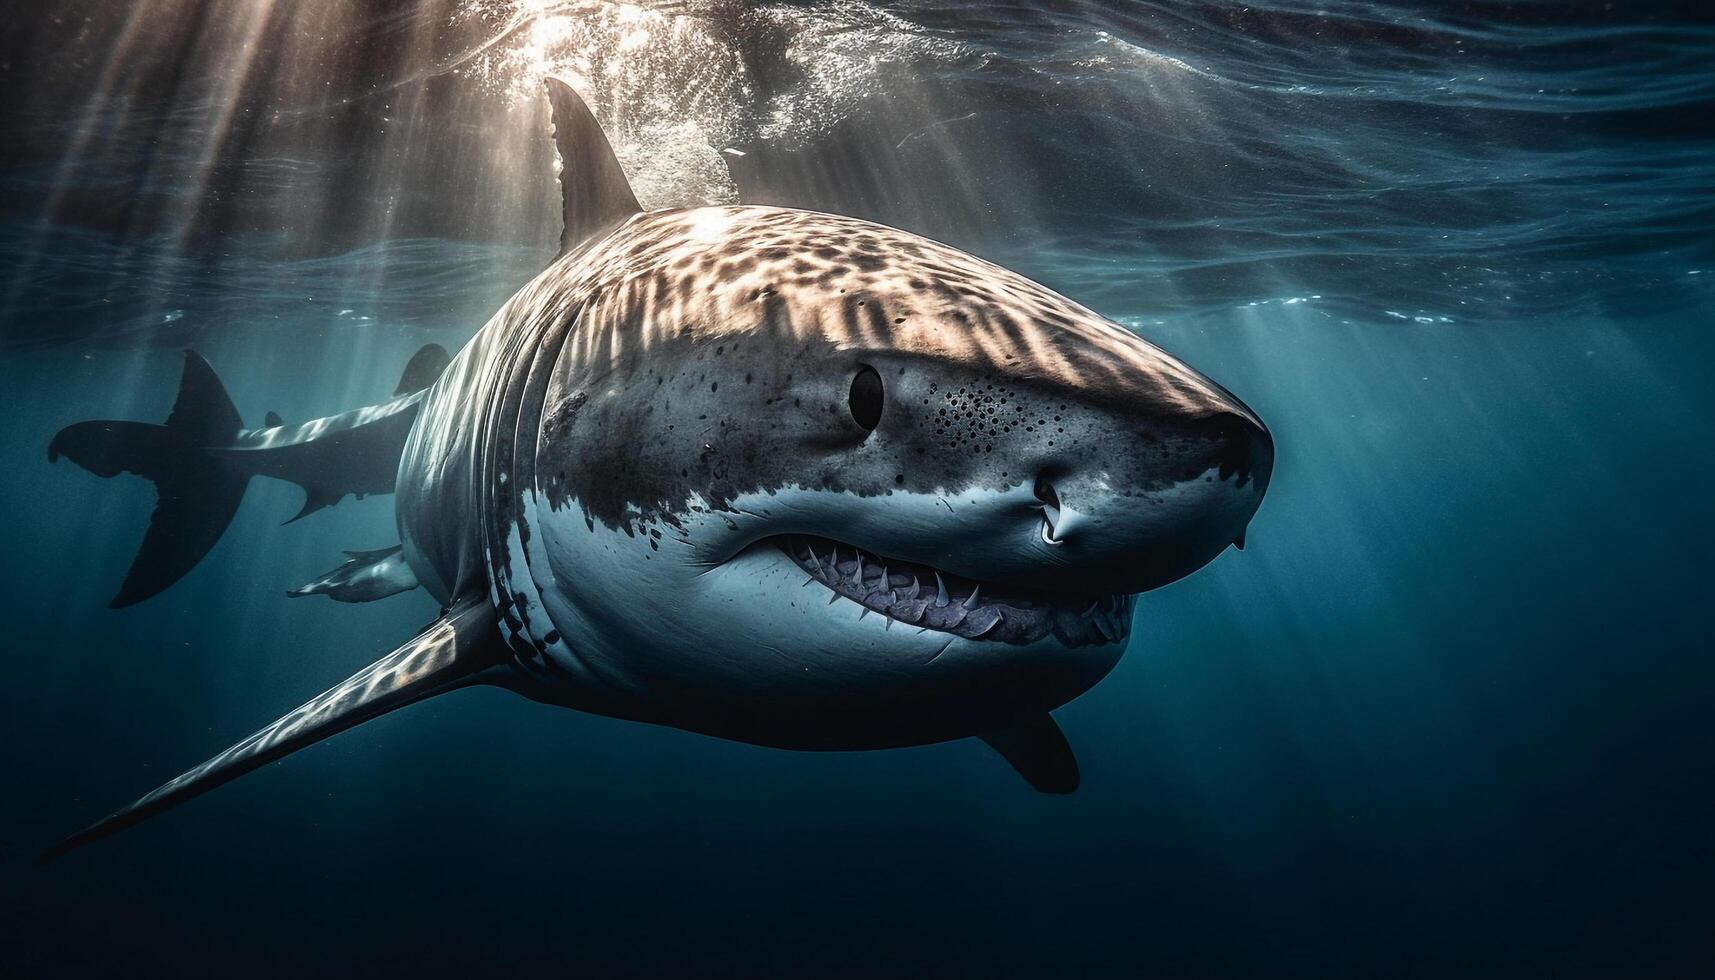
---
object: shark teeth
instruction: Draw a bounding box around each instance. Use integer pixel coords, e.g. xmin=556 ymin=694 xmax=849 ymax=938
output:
xmin=924 ymin=600 xmax=967 ymax=631
xmin=1092 ymin=611 xmax=1119 ymax=643
xmin=774 ymin=534 xmax=1127 ymax=647
xmin=963 ymin=606 xmax=1003 ymax=638
xmin=892 ymin=599 xmax=927 ymax=624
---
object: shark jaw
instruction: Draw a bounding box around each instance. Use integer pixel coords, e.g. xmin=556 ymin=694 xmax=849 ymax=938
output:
xmin=768 ymin=533 xmax=1135 ymax=647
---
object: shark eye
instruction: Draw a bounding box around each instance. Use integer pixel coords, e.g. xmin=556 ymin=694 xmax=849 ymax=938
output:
xmin=848 ymin=365 xmax=884 ymax=431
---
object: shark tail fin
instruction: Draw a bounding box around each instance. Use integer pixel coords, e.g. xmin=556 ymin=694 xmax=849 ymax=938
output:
xmin=545 ymin=76 xmax=641 ymax=253
xmin=48 ymin=351 xmax=250 ymax=608
xmin=38 ymin=596 xmax=502 ymax=864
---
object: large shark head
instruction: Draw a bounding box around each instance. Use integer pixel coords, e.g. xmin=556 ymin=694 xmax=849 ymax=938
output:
xmin=490 ymin=203 xmax=1272 ymax=749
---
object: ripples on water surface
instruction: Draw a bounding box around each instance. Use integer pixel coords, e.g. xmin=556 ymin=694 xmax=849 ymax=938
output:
xmin=2 ymin=3 xmax=1713 ymax=978
xmin=3 ymin=1 xmax=1711 ymax=346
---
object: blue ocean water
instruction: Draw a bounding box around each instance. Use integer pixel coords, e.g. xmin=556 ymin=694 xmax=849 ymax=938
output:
xmin=2 ymin=2 xmax=1713 ymax=976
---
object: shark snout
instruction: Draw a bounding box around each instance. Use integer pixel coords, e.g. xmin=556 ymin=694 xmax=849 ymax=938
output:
xmin=1012 ymin=405 xmax=1274 ymax=597
xmin=826 ymin=348 xmax=1277 ymax=600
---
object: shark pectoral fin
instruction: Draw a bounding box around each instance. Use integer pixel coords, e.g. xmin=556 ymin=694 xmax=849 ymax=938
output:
xmin=263 ymin=410 xmax=285 ymax=428
xmin=38 ymin=595 xmax=502 ymax=864
xmin=286 ymin=544 xmax=417 ymax=603
xmin=978 ymin=713 xmax=1080 ymax=794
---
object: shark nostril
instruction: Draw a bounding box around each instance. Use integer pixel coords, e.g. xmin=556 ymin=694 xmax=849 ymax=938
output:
xmin=1034 ymin=475 xmax=1064 ymax=543
xmin=1033 ymin=474 xmax=1059 ymax=510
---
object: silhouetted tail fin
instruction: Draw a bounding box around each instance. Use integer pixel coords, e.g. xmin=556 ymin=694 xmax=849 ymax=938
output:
xmin=48 ymin=351 xmax=249 ymax=608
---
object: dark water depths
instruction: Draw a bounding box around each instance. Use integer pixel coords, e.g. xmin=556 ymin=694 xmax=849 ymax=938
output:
xmin=3 ymin=2 xmax=1713 ymax=976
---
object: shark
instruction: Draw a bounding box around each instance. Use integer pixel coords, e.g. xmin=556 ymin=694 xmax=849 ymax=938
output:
xmin=41 ymin=79 xmax=1273 ymax=861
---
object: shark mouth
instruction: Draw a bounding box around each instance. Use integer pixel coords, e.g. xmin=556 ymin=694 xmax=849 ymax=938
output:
xmin=773 ymin=534 xmax=1133 ymax=647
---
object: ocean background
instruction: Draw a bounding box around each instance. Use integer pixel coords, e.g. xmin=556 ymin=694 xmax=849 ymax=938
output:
xmin=2 ymin=1 xmax=1712 ymax=975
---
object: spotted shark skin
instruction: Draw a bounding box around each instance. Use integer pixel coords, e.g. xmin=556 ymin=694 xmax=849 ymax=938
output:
xmin=42 ymin=78 xmax=1274 ymax=859
xmin=390 ymin=206 xmax=1268 ymax=731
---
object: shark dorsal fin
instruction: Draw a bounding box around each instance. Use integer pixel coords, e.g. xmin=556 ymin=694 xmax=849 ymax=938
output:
xmin=544 ymin=76 xmax=641 ymax=254
xmin=394 ymin=342 xmax=451 ymax=397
